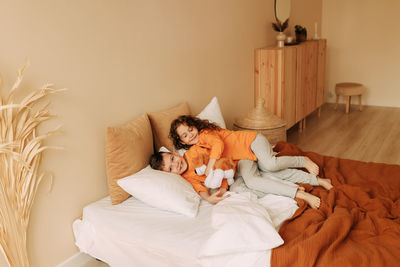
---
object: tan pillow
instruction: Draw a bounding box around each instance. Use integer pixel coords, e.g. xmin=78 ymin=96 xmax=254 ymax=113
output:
xmin=105 ymin=114 xmax=153 ymax=205
xmin=148 ymin=102 xmax=191 ymax=151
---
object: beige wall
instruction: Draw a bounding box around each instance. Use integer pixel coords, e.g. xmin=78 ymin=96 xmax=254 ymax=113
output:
xmin=289 ymin=0 xmax=322 ymax=38
xmin=322 ymin=0 xmax=400 ymax=107
xmin=0 ymin=0 xmax=321 ymax=266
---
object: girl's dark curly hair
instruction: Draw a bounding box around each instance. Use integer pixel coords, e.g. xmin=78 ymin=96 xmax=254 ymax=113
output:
xmin=169 ymin=115 xmax=221 ymax=150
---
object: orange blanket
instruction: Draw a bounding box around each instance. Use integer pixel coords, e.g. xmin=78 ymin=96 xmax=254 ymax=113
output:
xmin=271 ymin=142 xmax=400 ymax=267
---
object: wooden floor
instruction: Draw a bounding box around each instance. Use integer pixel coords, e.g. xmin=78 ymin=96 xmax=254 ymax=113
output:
xmin=287 ymin=103 xmax=400 ymax=165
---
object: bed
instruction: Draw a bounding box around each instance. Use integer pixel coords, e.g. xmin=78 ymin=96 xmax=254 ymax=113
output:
xmin=73 ymin=99 xmax=400 ymax=267
xmin=73 ymin=192 xmax=298 ymax=267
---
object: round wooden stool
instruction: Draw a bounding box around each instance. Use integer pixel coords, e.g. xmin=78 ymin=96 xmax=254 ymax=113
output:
xmin=334 ymin=82 xmax=365 ymax=114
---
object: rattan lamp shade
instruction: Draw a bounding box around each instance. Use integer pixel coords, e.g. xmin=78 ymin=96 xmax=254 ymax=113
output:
xmin=234 ymin=98 xmax=287 ymax=144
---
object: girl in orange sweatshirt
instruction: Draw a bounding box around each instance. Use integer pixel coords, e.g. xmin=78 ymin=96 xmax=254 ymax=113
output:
xmin=169 ymin=115 xmax=333 ymax=209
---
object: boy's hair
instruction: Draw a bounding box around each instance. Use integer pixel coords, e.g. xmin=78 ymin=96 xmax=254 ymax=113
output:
xmin=149 ymin=152 xmax=166 ymax=171
xmin=169 ymin=115 xmax=221 ymax=150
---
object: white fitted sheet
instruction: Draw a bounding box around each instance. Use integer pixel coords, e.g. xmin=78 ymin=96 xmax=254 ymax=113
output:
xmin=73 ymin=193 xmax=297 ymax=267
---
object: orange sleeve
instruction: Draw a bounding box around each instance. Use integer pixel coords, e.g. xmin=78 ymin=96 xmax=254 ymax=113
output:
xmin=185 ymin=174 xmax=228 ymax=193
xmin=183 ymin=143 xmax=229 ymax=194
xmin=186 ymin=176 xmax=208 ymax=193
xmin=182 ymin=148 xmax=208 ymax=193
xmin=199 ymin=131 xmax=224 ymax=159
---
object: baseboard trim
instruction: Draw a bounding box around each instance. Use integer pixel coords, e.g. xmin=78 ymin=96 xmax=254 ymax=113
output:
xmin=56 ymin=252 xmax=96 ymax=267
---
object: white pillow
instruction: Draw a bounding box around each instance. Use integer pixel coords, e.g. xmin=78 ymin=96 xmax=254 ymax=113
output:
xmin=117 ymin=165 xmax=201 ymax=217
xmin=159 ymin=146 xmax=170 ymax=153
xmin=197 ymin=96 xmax=226 ymax=129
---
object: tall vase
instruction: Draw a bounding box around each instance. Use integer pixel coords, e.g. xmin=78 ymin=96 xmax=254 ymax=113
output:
xmin=276 ymin=32 xmax=286 ymax=47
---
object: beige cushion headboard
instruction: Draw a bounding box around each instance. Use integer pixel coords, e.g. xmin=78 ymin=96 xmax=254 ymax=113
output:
xmin=105 ymin=113 xmax=153 ymax=205
xmin=148 ymin=102 xmax=191 ymax=152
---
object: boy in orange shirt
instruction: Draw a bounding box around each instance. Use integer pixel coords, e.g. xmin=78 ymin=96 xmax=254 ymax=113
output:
xmin=149 ymin=148 xmax=322 ymax=208
xmin=149 ymin=146 xmax=230 ymax=205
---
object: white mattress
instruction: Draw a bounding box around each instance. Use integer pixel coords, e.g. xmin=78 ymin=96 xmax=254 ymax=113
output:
xmin=73 ymin=193 xmax=297 ymax=267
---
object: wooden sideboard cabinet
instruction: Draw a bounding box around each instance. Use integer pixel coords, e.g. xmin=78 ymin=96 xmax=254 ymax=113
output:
xmin=254 ymin=39 xmax=326 ymax=130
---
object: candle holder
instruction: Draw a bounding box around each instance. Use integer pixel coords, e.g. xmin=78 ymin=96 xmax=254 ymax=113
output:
xmin=313 ymin=22 xmax=320 ymax=40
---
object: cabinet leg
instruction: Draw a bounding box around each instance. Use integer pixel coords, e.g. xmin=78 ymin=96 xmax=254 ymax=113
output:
xmin=298 ymin=118 xmax=307 ymax=132
xmin=359 ymin=95 xmax=363 ymax=111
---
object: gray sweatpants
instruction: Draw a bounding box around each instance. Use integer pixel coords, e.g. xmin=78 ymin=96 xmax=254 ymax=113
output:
xmin=235 ymin=159 xmax=319 ymax=199
xmin=250 ymin=134 xmax=305 ymax=172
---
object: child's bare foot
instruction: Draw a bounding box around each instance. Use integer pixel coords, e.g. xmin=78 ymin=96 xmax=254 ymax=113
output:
xmin=317 ymin=178 xmax=333 ymax=190
xmin=296 ymin=190 xmax=321 ymax=209
xmin=304 ymin=157 xmax=319 ymax=175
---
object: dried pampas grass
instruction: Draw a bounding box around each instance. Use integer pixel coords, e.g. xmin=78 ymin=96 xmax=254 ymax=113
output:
xmin=0 ymin=63 xmax=65 ymax=267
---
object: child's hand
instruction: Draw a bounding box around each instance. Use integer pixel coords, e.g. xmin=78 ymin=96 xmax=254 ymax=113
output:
xmin=207 ymin=188 xmax=230 ymax=204
xmin=205 ymin=158 xmax=217 ymax=176
xmin=218 ymin=187 xmax=227 ymax=195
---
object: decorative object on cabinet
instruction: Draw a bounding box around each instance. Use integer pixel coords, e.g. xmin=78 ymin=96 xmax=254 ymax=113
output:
xmin=272 ymin=19 xmax=289 ymax=48
xmin=233 ymin=98 xmax=286 ymax=145
xmin=0 ymin=63 xmax=64 ymax=267
xmin=285 ymin=36 xmax=295 ymax=45
xmin=295 ymin=25 xmax=307 ymax=42
xmin=285 ymin=38 xmax=298 ymax=46
xmin=275 ymin=31 xmax=287 ymax=48
xmin=254 ymin=39 xmax=327 ymax=132
xmin=273 ymin=0 xmax=290 ymax=48
xmin=313 ymin=22 xmax=320 ymax=40
xmin=334 ymin=82 xmax=365 ymax=114
xmin=272 ymin=19 xmax=289 ymax=32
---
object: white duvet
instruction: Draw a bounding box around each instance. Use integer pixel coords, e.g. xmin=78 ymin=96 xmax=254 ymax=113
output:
xmin=73 ymin=192 xmax=298 ymax=267
xmin=198 ymin=192 xmax=297 ymax=267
